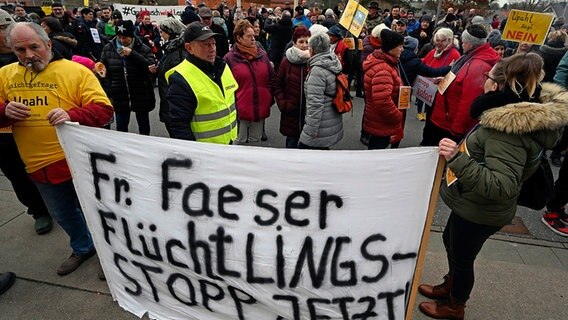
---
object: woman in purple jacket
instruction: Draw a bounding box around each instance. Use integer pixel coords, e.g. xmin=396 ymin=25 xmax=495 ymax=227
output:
xmin=224 ymin=20 xmax=274 ymax=146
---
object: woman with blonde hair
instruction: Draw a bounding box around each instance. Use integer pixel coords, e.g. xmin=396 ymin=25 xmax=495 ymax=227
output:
xmin=419 ymin=52 xmax=568 ymax=319
xmin=224 ymin=20 xmax=274 ymax=146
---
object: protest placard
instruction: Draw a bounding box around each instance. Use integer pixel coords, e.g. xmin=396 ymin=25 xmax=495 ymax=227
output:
xmin=113 ymin=4 xmax=186 ymax=23
xmin=502 ymin=9 xmax=554 ymax=46
xmin=57 ymin=123 xmax=441 ymax=320
xmin=339 ymin=0 xmax=369 ymax=38
xmin=414 ymin=76 xmax=438 ymax=106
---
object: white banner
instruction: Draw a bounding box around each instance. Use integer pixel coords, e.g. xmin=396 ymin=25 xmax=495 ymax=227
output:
xmin=113 ymin=4 xmax=186 ymax=23
xmin=57 ymin=124 xmax=439 ymax=320
xmin=413 ymin=76 xmax=438 ymax=106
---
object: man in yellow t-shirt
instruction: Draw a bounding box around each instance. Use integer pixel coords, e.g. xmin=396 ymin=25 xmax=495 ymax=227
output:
xmin=0 ymin=22 xmax=113 ymax=276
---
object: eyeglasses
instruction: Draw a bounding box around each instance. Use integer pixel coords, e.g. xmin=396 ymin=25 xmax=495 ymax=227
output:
xmin=483 ymin=72 xmax=497 ymax=82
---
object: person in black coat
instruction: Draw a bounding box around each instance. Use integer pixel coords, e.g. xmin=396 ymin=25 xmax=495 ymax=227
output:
xmin=155 ymin=17 xmax=186 ymax=137
xmin=538 ymin=30 xmax=568 ymax=82
xmin=198 ymin=7 xmax=229 ymax=58
xmin=264 ymin=11 xmax=294 ymax=71
xmin=410 ymin=15 xmax=434 ymax=53
xmin=100 ymin=20 xmax=156 ymax=135
xmin=75 ymin=8 xmax=104 ymax=60
xmin=40 ymin=17 xmax=76 ymax=59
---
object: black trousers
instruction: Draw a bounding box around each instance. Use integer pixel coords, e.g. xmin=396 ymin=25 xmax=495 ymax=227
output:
xmin=547 ymin=154 xmax=568 ymax=211
xmin=442 ymin=212 xmax=501 ymax=301
xmin=0 ymin=134 xmax=49 ymax=218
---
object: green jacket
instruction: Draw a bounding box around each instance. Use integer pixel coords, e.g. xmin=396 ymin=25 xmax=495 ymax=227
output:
xmin=441 ymin=83 xmax=568 ymax=226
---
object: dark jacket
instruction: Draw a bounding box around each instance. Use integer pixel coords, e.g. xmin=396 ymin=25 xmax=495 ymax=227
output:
xmin=76 ymin=17 xmax=103 ymax=60
xmin=100 ymin=37 xmax=156 ymax=113
xmin=321 ymin=17 xmax=337 ymax=29
xmin=442 ymin=83 xmax=568 ymax=226
xmin=274 ymin=47 xmax=310 ymax=138
xmin=49 ymin=32 xmax=76 ymax=60
xmin=264 ymin=16 xmax=294 ymax=65
xmin=399 ymin=49 xmax=451 ymax=86
xmin=167 ymin=55 xmax=228 ymax=141
xmin=538 ymin=40 xmax=568 ymax=83
xmin=410 ymin=25 xmax=434 ymax=52
xmin=210 ymin=23 xmax=230 ymax=58
xmin=158 ymin=36 xmax=185 ymax=124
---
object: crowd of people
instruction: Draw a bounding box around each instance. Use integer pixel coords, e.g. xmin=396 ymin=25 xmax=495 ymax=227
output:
xmin=2 ymin=2 xmax=568 ymax=319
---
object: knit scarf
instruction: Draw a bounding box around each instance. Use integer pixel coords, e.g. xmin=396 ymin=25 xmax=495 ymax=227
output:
xmin=236 ymin=42 xmax=258 ymax=60
xmin=433 ymin=44 xmax=452 ymax=59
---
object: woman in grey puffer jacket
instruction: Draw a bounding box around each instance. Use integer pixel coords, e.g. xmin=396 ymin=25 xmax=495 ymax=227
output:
xmin=299 ymin=32 xmax=344 ymax=149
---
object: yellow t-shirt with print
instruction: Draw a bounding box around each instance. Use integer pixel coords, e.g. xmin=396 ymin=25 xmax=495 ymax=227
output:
xmin=0 ymin=59 xmax=111 ymax=173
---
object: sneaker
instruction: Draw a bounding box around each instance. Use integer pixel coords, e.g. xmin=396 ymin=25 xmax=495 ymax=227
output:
xmin=543 ymin=209 xmax=568 ymax=225
xmin=34 ymin=215 xmax=53 ymax=235
xmin=57 ymin=248 xmax=96 ymax=276
xmin=542 ymin=215 xmax=568 ymax=236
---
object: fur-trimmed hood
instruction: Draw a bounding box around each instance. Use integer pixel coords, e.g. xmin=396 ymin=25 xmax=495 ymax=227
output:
xmin=52 ymin=33 xmax=78 ymax=48
xmin=481 ymin=82 xmax=568 ymax=135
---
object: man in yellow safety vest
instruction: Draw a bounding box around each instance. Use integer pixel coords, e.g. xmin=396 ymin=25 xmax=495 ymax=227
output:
xmin=166 ymin=21 xmax=238 ymax=144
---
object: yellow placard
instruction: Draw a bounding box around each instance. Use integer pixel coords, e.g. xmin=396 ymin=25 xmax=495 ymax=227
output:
xmin=339 ymin=0 xmax=369 ymax=38
xmin=398 ymin=86 xmax=412 ymax=109
xmin=502 ymin=9 xmax=554 ymax=46
xmin=339 ymin=0 xmax=359 ymax=28
xmin=84 ymin=0 xmax=89 ymax=7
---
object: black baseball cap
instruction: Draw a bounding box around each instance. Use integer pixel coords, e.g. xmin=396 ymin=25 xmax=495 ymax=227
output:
xmin=396 ymin=18 xmax=408 ymax=26
xmin=184 ymin=21 xmax=219 ymax=43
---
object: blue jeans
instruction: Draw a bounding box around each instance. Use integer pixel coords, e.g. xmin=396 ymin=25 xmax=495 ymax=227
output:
xmin=115 ymin=111 xmax=150 ymax=135
xmin=33 ymin=180 xmax=94 ymax=255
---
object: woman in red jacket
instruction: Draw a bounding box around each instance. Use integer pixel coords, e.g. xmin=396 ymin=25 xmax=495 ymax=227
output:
xmin=273 ymin=26 xmax=311 ymax=148
xmin=362 ymin=29 xmax=405 ymax=150
xmin=224 ymin=20 xmax=274 ymax=146
xmin=421 ymin=25 xmax=500 ymax=146
xmin=416 ymin=27 xmax=461 ymax=121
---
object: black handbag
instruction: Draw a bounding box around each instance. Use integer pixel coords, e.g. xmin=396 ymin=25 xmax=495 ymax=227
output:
xmin=517 ymin=155 xmax=555 ymax=210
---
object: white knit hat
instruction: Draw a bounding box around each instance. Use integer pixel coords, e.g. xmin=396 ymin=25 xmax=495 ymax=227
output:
xmin=371 ymin=23 xmax=388 ymax=38
xmin=309 ymin=24 xmax=329 ymax=37
xmin=0 ymin=9 xmax=15 ymax=26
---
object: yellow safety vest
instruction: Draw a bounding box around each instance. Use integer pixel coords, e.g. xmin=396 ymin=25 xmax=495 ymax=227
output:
xmin=166 ymin=60 xmax=238 ymax=144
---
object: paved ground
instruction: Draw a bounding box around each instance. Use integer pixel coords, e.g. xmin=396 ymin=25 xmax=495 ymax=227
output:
xmin=1 ymin=93 xmax=567 ymax=319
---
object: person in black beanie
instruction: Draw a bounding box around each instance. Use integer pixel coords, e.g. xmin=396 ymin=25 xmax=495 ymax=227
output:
xmin=362 ymin=29 xmax=405 ymax=149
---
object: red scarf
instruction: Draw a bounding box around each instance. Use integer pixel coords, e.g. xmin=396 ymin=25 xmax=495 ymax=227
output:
xmin=236 ymin=42 xmax=258 ymax=60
